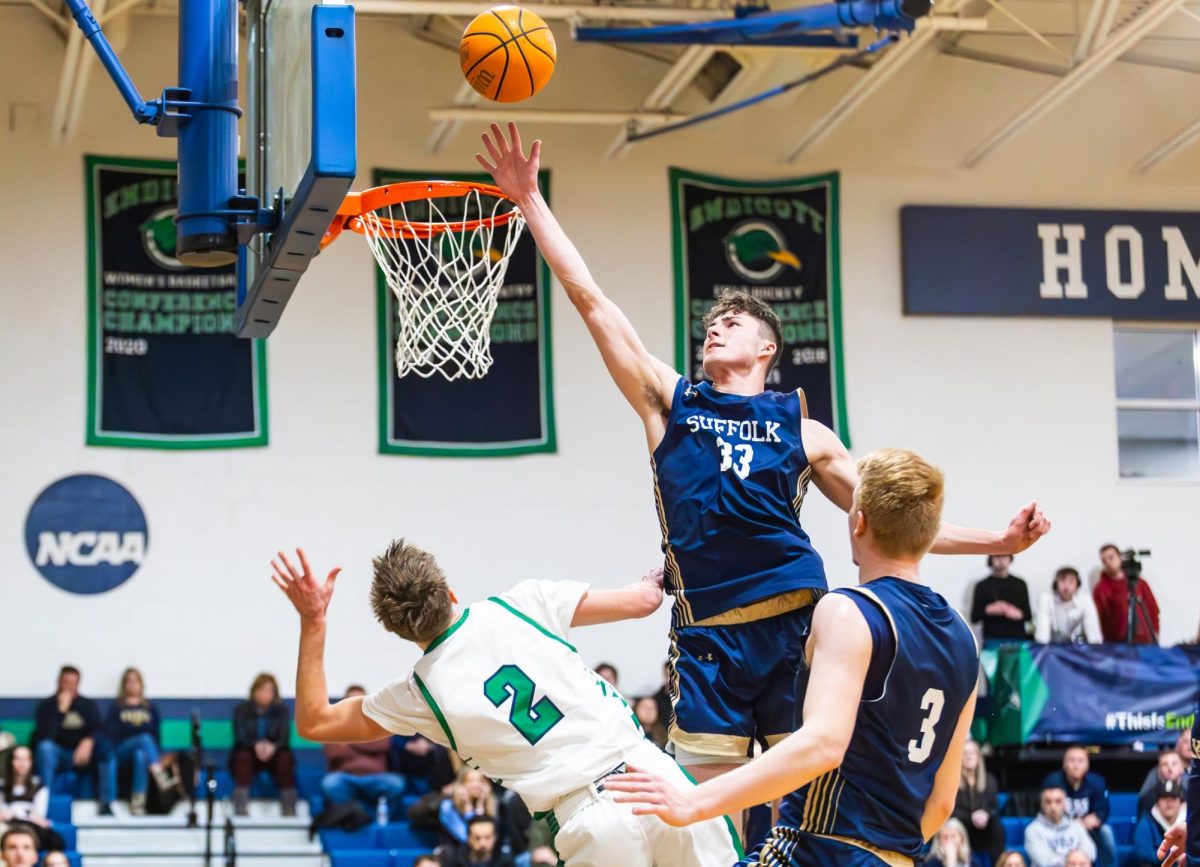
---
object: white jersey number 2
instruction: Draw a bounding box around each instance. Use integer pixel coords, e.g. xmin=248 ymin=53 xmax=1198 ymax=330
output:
xmin=907 ymin=688 xmax=945 ymax=763
xmin=716 ymin=437 xmax=754 ymax=480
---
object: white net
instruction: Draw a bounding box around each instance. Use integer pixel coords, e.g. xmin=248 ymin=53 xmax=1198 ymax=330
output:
xmin=359 ymin=189 xmax=526 ymax=380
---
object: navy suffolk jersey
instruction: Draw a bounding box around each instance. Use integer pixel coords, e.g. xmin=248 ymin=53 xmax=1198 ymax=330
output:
xmin=778 ymin=578 xmax=978 ymax=859
xmin=651 ymin=377 xmax=826 ymax=624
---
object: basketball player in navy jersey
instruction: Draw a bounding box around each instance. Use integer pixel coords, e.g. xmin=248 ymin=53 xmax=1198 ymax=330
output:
xmin=478 ymin=124 xmax=1048 ymax=800
xmin=607 ymin=448 xmax=980 ymax=867
xmin=1158 ymin=716 xmax=1198 ymax=866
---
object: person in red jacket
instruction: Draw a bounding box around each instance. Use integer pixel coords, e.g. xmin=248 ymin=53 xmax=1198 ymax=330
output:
xmin=1093 ymin=545 xmax=1159 ymax=644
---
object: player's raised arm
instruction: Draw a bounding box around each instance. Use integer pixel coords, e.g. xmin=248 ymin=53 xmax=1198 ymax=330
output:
xmin=271 ymin=549 xmax=391 ymax=744
xmin=802 ymin=419 xmax=1053 ymax=555
xmin=606 ymin=593 xmax=871 ymax=825
xmin=477 ymin=123 xmax=677 ymax=434
xmin=570 ymin=567 xmax=665 ymax=627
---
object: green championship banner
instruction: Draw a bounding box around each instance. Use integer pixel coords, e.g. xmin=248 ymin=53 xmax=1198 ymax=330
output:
xmin=375 ymin=168 xmax=555 ymax=457
xmin=86 ymin=157 xmax=267 ymax=449
xmin=670 ymin=169 xmax=849 ymax=444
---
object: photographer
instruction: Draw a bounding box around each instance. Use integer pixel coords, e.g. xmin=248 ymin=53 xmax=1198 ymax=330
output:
xmin=1092 ymin=545 xmax=1159 ymax=645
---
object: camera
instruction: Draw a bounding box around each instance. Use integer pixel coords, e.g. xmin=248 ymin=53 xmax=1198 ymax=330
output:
xmin=1122 ymin=548 xmax=1151 ymax=581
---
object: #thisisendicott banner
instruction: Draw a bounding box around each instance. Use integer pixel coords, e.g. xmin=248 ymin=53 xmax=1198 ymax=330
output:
xmin=670 ymin=169 xmax=849 ymax=444
xmin=85 ymin=157 xmax=267 ymax=448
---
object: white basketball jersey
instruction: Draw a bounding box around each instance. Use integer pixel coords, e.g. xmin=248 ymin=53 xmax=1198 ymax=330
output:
xmin=362 ymin=580 xmax=647 ymax=813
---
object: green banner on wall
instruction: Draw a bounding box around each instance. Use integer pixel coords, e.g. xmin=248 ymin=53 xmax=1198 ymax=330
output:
xmin=374 ymin=168 xmax=555 ymax=457
xmin=85 ymin=156 xmax=267 ymax=449
xmin=670 ymin=168 xmax=849 ymax=444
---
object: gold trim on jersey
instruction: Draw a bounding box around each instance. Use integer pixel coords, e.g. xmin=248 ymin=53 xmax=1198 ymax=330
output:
xmin=792 ymin=465 xmax=813 ymax=521
xmin=796 ymin=387 xmax=810 ymax=420
xmin=815 ymin=834 xmax=914 ymax=867
xmin=667 ymin=726 xmax=752 ymax=759
xmin=691 ymin=588 xmax=817 ymax=627
xmin=762 ymin=732 xmax=790 ymax=748
xmin=651 ymin=456 xmax=694 ymax=626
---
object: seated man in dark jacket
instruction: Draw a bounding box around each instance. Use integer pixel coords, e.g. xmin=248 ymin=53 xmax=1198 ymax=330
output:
xmin=231 ymin=673 xmax=295 ymax=817
xmin=1042 ymin=746 xmax=1116 ymax=867
xmin=32 ymin=665 xmax=114 ymax=815
xmin=1133 ymin=779 xmax=1183 ymax=867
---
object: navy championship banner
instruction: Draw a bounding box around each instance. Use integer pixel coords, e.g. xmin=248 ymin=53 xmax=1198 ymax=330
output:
xmin=86 ymin=157 xmax=267 ymax=448
xmin=671 ymin=169 xmax=849 ymax=444
xmin=375 ymin=168 xmax=555 ymax=457
xmin=903 ymin=205 xmax=1200 ymax=320
xmin=988 ymin=643 xmax=1200 ymax=747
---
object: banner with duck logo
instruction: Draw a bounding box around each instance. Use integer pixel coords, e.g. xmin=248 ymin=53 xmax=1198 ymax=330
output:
xmin=671 ymin=169 xmax=849 ymax=444
xmin=374 ymin=168 xmax=555 ymax=457
xmin=85 ymin=157 xmax=267 ymax=448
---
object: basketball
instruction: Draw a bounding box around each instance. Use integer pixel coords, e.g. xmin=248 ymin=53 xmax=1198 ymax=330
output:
xmin=459 ymin=5 xmax=557 ymax=103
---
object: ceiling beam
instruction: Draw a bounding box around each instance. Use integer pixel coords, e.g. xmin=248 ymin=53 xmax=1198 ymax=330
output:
xmin=1133 ymin=114 xmax=1200 ymax=171
xmin=1074 ymin=0 xmax=1123 ymax=60
xmin=429 ymin=107 xmax=684 ymax=125
xmin=428 ymin=81 xmax=481 ymax=155
xmin=607 ymin=45 xmax=715 ymax=159
xmin=942 ymin=42 xmax=1068 ymax=75
xmin=961 ymin=0 xmax=1188 ymax=167
xmin=353 ymin=0 xmax=729 ymax=23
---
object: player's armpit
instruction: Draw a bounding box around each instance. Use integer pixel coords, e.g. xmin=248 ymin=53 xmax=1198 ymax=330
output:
xmin=298 ymin=696 xmax=392 ymax=744
xmin=919 ymin=688 xmax=978 ymax=841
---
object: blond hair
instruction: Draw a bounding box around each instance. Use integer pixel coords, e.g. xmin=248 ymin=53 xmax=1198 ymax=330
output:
xmin=959 ymin=739 xmax=989 ymax=794
xmin=451 ymin=766 xmax=497 ymax=817
xmin=854 ymin=448 xmax=944 ymax=559
xmin=370 ymin=539 xmax=455 ymax=643
xmin=930 ymin=818 xmax=972 ymax=864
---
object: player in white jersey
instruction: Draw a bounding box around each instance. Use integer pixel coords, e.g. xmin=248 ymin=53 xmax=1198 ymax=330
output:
xmin=270 ymin=542 xmax=742 ymax=867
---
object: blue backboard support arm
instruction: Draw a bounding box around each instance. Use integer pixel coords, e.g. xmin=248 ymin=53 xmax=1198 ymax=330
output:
xmin=234 ymin=5 xmax=357 ymax=338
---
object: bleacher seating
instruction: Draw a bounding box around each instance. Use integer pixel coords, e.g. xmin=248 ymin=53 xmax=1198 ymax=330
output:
xmin=996 ymin=791 xmax=1149 ymax=867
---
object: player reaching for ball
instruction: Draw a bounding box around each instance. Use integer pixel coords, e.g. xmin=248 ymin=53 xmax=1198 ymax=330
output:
xmin=272 ymin=544 xmax=742 ymax=867
xmin=477 ymin=122 xmax=1050 ymax=832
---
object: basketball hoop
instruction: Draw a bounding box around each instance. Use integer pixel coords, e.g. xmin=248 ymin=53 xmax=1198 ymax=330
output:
xmin=323 ymin=181 xmax=526 ymax=380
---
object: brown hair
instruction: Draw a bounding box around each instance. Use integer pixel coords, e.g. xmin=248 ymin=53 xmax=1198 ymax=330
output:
xmin=1053 ymin=567 xmax=1081 ymax=597
xmin=249 ymin=673 xmax=280 ymax=704
xmin=854 ymin=449 xmax=945 ymax=559
xmin=703 ymin=290 xmax=784 ymax=371
xmin=370 ymin=539 xmax=456 ymax=644
xmin=0 ymin=826 xmax=39 ymax=852
xmin=117 ymin=667 xmax=146 ymax=704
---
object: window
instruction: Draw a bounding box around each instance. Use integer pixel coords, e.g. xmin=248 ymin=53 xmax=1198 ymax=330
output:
xmin=1114 ymin=326 xmax=1200 ymax=479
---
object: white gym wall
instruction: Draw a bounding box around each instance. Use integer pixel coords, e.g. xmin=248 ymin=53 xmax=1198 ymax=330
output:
xmin=1 ymin=8 xmax=1198 ymax=698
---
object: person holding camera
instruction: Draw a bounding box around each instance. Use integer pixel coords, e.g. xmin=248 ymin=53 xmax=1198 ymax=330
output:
xmin=1093 ymin=545 xmax=1159 ymax=644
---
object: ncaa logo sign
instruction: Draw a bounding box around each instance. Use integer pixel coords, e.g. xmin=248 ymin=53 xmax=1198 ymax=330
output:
xmin=24 ymin=474 xmax=148 ymax=595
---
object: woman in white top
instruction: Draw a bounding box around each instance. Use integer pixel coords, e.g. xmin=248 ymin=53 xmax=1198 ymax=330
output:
xmin=1035 ymin=567 xmax=1103 ymax=644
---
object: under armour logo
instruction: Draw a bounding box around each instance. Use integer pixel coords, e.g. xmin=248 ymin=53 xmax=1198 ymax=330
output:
xmin=697 ymin=653 xmax=716 ymax=662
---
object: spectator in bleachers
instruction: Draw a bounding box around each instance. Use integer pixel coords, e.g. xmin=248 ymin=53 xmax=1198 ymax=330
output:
xmin=925 ymin=817 xmax=981 ymax=867
xmin=32 ymin=666 xmax=114 ymax=816
xmin=414 ymin=857 xmax=439 ymax=867
xmin=231 ymin=673 xmax=297 ymax=818
xmin=453 ymin=815 xmax=515 ymax=867
xmin=1063 ymin=852 xmax=1092 ymax=867
xmin=516 ymin=845 xmax=557 ymax=867
xmin=321 ymin=685 xmax=406 ymax=815
xmin=439 ymin=768 xmax=497 ymax=851
xmin=1024 ymin=786 xmax=1097 ymax=867
xmin=632 ymin=697 xmax=668 ymax=749
xmin=0 ymin=746 xmax=63 ymax=852
xmin=1035 ymin=568 xmax=1102 ymax=644
xmin=1042 ymin=746 xmax=1115 ymax=867
xmin=0 ymin=826 xmax=38 ymax=867
xmin=1093 ymin=544 xmax=1159 ymax=644
xmin=996 ymin=853 xmax=1028 ymax=867
xmin=593 ymin=663 xmax=618 ymax=690
xmin=1133 ymin=779 xmax=1184 ymax=867
xmin=390 ymin=734 xmax=454 ymax=795
xmin=42 ymin=852 xmax=70 ymax=867
xmin=103 ymin=667 xmax=170 ymax=816
xmin=1137 ymin=749 xmax=1186 ymax=815
xmin=954 ymin=739 xmax=1004 ymax=862
xmin=970 ymin=555 xmax=1032 ymax=644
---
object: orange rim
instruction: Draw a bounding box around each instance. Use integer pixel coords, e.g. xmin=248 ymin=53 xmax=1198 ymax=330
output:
xmin=321 ymin=181 xmax=520 ymax=248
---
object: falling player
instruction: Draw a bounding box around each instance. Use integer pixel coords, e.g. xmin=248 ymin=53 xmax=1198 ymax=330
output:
xmin=270 ymin=545 xmax=741 ymax=867
xmin=606 ymin=448 xmax=980 ymax=867
xmin=477 ymin=122 xmax=1049 ymax=815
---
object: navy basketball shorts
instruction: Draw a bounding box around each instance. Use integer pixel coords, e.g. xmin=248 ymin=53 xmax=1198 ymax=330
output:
xmin=741 ymin=827 xmax=912 ymax=867
xmin=668 ymin=599 xmax=814 ymax=762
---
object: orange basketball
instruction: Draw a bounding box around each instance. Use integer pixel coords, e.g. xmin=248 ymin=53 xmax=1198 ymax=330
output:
xmin=460 ymin=6 xmax=557 ymax=103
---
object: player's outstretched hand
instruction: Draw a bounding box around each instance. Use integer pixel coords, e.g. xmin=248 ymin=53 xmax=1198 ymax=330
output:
xmin=271 ymin=548 xmax=341 ymax=623
xmin=606 ymin=765 xmax=702 ymax=827
xmin=1158 ymin=821 xmax=1187 ymax=866
xmin=999 ymin=500 xmax=1051 ymax=554
xmin=476 ymin=122 xmax=541 ymax=202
